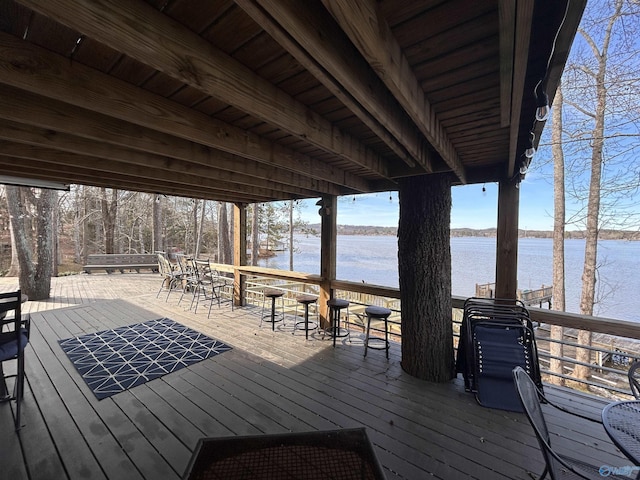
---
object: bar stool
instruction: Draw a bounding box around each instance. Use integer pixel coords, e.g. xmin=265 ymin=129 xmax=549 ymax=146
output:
xmin=325 ymin=298 xmax=350 ymax=347
xmin=293 ymin=294 xmax=318 ymax=340
xmin=260 ymin=288 xmax=285 ymax=331
xmin=364 ymin=306 xmax=391 ymax=358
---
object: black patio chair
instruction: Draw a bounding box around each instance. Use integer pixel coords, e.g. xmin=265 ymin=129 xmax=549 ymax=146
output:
xmin=512 ymin=366 xmax=626 ymax=480
xmin=0 ymin=290 xmax=30 ymax=431
xmin=457 ymin=297 xmax=542 ymax=411
xmin=155 ymin=252 xmax=182 ymax=302
xmin=628 ymin=361 xmax=640 ymax=399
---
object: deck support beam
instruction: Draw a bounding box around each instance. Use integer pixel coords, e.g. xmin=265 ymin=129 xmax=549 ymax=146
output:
xmin=495 ymin=178 xmax=520 ymax=299
xmin=318 ymin=195 xmax=337 ymax=327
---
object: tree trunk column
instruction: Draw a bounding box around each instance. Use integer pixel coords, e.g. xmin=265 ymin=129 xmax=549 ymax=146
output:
xmin=398 ymin=174 xmax=454 ymax=382
xmin=495 ymin=178 xmax=520 ymax=299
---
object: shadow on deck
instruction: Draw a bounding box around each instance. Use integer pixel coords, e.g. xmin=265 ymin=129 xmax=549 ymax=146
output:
xmin=0 ymin=273 xmax=632 ymax=479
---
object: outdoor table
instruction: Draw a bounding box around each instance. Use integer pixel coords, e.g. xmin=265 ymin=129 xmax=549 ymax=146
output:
xmin=183 ymin=428 xmax=386 ymax=480
xmin=602 ymin=400 xmax=640 ymax=466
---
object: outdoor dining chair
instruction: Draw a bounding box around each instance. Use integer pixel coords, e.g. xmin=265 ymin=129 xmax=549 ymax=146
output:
xmin=0 ymin=290 xmax=30 ymax=431
xmin=155 ymin=252 xmax=183 ymax=302
xmin=512 ymin=366 xmax=626 ymax=480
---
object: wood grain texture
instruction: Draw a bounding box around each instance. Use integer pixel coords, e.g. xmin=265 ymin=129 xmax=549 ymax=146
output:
xmin=4 ymin=273 xmax=628 ymax=480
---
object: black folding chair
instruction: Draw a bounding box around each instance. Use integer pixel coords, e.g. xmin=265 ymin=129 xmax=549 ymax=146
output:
xmin=473 ymin=321 xmax=538 ymax=411
xmin=456 ymin=297 xmax=542 ymax=411
xmin=0 ymin=290 xmax=30 ymax=431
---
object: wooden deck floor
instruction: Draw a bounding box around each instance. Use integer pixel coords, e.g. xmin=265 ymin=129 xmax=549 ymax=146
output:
xmin=0 ymin=273 xmax=633 ymax=479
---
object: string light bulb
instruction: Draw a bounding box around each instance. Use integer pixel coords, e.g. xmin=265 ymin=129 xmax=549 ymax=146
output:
xmin=524 ymin=131 xmax=536 ymax=159
xmin=535 ymin=83 xmax=550 ymax=122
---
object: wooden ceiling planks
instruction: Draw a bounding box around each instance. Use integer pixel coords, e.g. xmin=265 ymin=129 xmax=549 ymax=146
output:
xmin=0 ymin=0 xmax=584 ymax=204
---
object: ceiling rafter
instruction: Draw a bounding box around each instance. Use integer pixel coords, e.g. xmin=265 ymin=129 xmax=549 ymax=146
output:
xmin=15 ymin=0 xmax=391 ymax=179
xmin=0 ymin=32 xmax=366 ymax=194
xmin=507 ymin=0 xmax=534 ymax=178
xmin=0 ymin=85 xmax=354 ymax=197
xmin=320 ymin=0 xmax=467 ymax=183
xmin=0 ymin=157 xmax=273 ymax=202
xmin=499 ymin=0 xmax=515 ymax=128
xmin=0 ymin=119 xmax=323 ymax=198
xmin=236 ymin=0 xmax=432 ymax=173
xmin=0 ymin=140 xmax=297 ymax=201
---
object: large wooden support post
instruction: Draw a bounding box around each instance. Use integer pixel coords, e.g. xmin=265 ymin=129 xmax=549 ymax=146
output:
xmin=233 ymin=202 xmax=247 ymax=307
xmin=495 ymin=178 xmax=520 ymax=299
xmin=318 ymin=195 xmax=337 ymax=327
xmin=398 ymin=174 xmax=454 ymax=382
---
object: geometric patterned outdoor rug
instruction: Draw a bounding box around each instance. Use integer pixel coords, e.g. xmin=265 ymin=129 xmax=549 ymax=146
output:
xmin=58 ymin=318 xmax=232 ymax=400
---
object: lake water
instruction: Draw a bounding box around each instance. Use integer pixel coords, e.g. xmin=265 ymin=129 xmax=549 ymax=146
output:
xmin=258 ymin=235 xmax=640 ymax=322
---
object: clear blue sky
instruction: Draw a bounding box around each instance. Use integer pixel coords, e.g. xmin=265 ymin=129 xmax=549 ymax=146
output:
xmin=296 ymin=171 xmax=557 ymax=230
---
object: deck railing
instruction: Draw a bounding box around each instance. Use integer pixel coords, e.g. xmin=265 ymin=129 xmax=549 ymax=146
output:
xmin=212 ymin=263 xmax=640 ymax=400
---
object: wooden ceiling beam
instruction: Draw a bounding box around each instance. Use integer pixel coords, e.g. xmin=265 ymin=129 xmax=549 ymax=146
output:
xmin=499 ymin=0 xmax=515 ymax=128
xmin=0 ymin=143 xmax=289 ymax=202
xmin=15 ymin=0 xmax=389 ymax=178
xmin=0 ymin=157 xmax=272 ymax=202
xmin=236 ymin=0 xmax=430 ymax=172
xmin=0 ymin=119 xmax=322 ymax=198
xmin=320 ymin=0 xmax=467 ymax=184
xmin=0 ymin=85 xmax=356 ymax=197
xmin=507 ymin=0 xmax=534 ymax=178
xmin=0 ymin=32 xmax=367 ymax=193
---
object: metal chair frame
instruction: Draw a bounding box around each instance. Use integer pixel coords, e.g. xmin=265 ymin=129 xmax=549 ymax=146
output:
xmin=0 ymin=290 xmax=30 ymax=431
xmin=512 ymin=367 xmax=625 ymax=480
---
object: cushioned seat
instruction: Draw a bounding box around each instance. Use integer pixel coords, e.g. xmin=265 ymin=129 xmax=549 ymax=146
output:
xmin=364 ymin=306 xmax=391 ymax=358
xmin=261 ymin=289 xmax=285 ymax=331
xmin=293 ymin=294 xmax=318 ymax=339
xmin=325 ymin=298 xmax=350 ymax=347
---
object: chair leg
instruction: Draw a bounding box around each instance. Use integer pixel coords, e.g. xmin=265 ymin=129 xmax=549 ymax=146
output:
xmin=384 ymin=317 xmax=389 ymax=358
xmin=165 ymin=277 xmax=177 ymax=302
xmin=260 ymin=295 xmax=266 ymax=328
xmin=0 ymin=363 xmax=8 ymax=400
xmin=270 ymin=297 xmax=276 ymax=331
xmin=14 ymin=354 xmax=25 ymax=431
xmin=364 ymin=315 xmax=371 ymax=357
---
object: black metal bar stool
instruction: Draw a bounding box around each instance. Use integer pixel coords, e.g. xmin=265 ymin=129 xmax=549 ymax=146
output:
xmin=364 ymin=306 xmax=391 ymax=358
xmin=293 ymin=294 xmax=318 ymax=339
xmin=325 ymin=298 xmax=350 ymax=347
xmin=260 ymin=288 xmax=285 ymax=331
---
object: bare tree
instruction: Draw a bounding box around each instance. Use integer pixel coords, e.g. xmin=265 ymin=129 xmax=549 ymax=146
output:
xmin=550 ymin=82 xmax=566 ymax=386
xmin=217 ymin=202 xmax=232 ymax=264
xmin=562 ymin=0 xmax=640 ymax=379
xmin=5 ymin=186 xmax=56 ymax=300
xmin=153 ymin=194 xmax=163 ymax=253
xmin=100 ymin=187 xmax=118 ymax=254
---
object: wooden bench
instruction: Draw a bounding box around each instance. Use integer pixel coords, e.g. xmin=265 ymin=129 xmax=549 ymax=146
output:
xmin=83 ymin=254 xmax=159 ymax=274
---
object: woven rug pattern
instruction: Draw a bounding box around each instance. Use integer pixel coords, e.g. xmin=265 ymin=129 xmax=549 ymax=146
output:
xmin=59 ymin=318 xmax=231 ymax=399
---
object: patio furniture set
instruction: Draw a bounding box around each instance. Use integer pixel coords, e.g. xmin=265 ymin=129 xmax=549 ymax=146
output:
xmin=156 ymin=252 xmax=234 ymax=318
xmin=259 ymin=287 xmax=393 ymax=358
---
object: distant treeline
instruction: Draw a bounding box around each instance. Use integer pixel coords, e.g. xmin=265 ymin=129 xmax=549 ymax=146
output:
xmin=303 ymin=224 xmax=640 ymax=240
